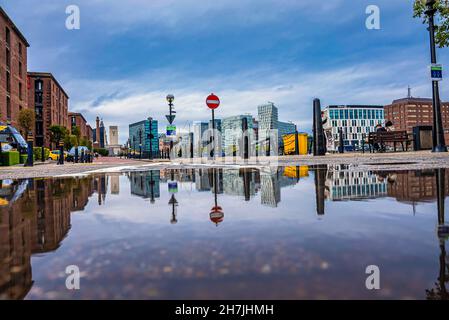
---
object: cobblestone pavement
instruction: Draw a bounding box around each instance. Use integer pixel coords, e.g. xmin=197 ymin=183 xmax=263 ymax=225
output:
xmin=0 ymin=157 xmax=145 ymax=180
xmin=1 ymin=151 xmax=449 ymax=179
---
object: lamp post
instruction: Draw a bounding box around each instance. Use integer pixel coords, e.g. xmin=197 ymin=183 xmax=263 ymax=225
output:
xmin=139 ymin=129 xmax=143 ymax=159
xmin=166 ymin=94 xmax=175 ymax=159
xmin=148 ymin=117 xmax=153 ymax=160
xmin=426 ymin=0 xmax=447 ymax=152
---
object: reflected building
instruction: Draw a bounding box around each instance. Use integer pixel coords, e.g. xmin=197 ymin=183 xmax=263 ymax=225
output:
xmin=384 ymin=170 xmax=449 ymax=205
xmin=223 ymin=169 xmax=258 ymax=199
xmin=325 ymin=165 xmax=388 ymax=201
xmin=110 ymin=175 xmax=120 ymax=195
xmin=0 ymin=177 xmax=96 ymax=299
xmin=129 ymin=171 xmax=161 ymax=200
xmin=260 ymin=169 xmax=281 ymax=207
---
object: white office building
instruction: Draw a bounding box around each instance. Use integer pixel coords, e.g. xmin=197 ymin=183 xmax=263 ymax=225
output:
xmin=322 ymin=105 xmax=385 ymax=152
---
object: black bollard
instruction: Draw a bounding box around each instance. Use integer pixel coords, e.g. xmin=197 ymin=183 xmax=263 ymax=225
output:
xmin=58 ymin=142 xmax=64 ymax=165
xmin=242 ymin=117 xmax=249 ymax=160
xmin=294 ymin=130 xmax=299 ymax=156
xmin=190 ymin=132 xmax=194 ymax=159
xmin=338 ymin=128 xmax=344 ymax=154
xmin=75 ymin=147 xmax=79 ymax=163
xmin=25 ymin=132 xmax=34 ymax=167
xmin=313 ymin=98 xmax=326 ymax=156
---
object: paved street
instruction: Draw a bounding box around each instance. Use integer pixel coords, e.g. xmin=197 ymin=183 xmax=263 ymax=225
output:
xmin=1 ymin=151 xmax=449 ymax=180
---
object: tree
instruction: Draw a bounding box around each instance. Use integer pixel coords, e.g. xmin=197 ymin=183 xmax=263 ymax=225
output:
xmin=71 ymin=126 xmax=81 ymax=147
xmin=17 ymin=108 xmax=35 ymax=137
xmin=414 ymin=0 xmax=449 ymax=48
xmin=49 ymin=125 xmax=68 ymax=149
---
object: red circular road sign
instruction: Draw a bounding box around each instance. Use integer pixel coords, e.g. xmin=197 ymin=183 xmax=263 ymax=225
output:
xmin=206 ymin=94 xmax=220 ymax=109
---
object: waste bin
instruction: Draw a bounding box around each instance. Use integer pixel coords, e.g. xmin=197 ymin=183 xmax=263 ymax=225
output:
xmin=413 ymin=126 xmax=433 ymax=150
xmin=297 ymin=133 xmax=308 ymax=155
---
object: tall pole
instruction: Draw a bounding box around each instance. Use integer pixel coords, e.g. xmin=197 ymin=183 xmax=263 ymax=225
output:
xmin=313 ymin=98 xmax=326 ymax=156
xmin=149 ymin=117 xmax=153 ymax=160
xmin=426 ymin=0 xmax=447 ymax=152
xmin=211 ymin=109 xmax=215 ymax=159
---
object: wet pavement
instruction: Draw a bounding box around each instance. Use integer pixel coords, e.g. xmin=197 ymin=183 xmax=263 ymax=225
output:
xmin=0 ymin=165 xmax=448 ymax=300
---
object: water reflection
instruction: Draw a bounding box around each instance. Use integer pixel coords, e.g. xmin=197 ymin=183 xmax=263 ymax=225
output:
xmin=0 ymin=177 xmax=96 ymax=299
xmin=0 ymin=165 xmax=448 ymax=299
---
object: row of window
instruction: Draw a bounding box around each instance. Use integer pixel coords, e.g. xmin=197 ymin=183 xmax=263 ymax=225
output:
xmin=331 ymin=119 xmax=383 ymax=128
xmin=329 ymin=108 xmax=384 ymax=120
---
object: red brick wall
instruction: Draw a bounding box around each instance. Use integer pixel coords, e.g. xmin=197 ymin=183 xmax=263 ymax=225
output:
xmin=28 ymin=74 xmax=69 ymax=148
xmin=0 ymin=12 xmax=28 ymax=129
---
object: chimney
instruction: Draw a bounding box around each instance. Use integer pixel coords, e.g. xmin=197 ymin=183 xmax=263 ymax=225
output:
xmin=95 ymin=116 xmax=100 ymax=143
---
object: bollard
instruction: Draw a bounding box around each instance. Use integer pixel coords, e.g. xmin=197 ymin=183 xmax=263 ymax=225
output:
xmin=189 ymin=132 xmax=194 ymax=159
xmin=294 ymin=131 xmax=300 ymax=156
xmin=25 ymin=132 xmax=34 ymax=167
xmin=75 ymin=147 xmax=79 ymax=163
xmin=242 ymin=117 xmax=249 ymax=160
xmin=313 ymin=98 xmax=326 ymax=156
xmin=338 ymin=128 xmax=344 ymax=154
xmin=58 ymin=141 xmax=64 ymax=165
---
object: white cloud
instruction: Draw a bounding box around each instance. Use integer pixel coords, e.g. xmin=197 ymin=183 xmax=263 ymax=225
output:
xmin=69 ymin=57 xmax=431 ymax=144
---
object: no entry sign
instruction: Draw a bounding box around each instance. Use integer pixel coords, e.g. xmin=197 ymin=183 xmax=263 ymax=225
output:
xmin=206 ymin=94 xmax=220 ymax=109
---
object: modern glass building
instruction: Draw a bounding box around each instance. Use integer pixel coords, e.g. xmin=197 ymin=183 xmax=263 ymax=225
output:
xmin=129 ymin=119 xmax=159 ymax=157
xmin=258 ymin=102 xmax=278 ymax=132
xmin=222 ymin=115 xmax=254 ymax=156
xmin=278 ymin=121 xmax=296 ymax=138
xmin=323 ymin=105 xmax=385 ymax=151
xmin=193 ymin=121 xmax=209 ymax=157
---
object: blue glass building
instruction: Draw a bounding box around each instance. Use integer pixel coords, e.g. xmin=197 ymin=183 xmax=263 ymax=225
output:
xmin=129 ymin=119 xmax=159 ymax=157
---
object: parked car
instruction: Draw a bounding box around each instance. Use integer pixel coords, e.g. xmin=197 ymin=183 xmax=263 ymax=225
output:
xmin=48 ymin=150 xmax=68 ymax=161
xmin=68 ymin=146 xmax=90 ymax=156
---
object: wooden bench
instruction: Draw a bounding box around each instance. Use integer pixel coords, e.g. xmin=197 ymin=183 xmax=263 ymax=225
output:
xmin=364 ymin=131 xmax=413 ymax=153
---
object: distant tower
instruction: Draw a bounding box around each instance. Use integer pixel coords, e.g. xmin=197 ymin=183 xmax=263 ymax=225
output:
xmin=407 ymin=86 xmax=412 ymax=99
xmin=109 ymin=126 xmax=119 ymax=145
xmin=95 ymin=116 xmax=100 ymax=144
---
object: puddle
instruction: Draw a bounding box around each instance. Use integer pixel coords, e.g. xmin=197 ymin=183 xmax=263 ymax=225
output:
xmin=0 ymin=166 xmax=448 ymax=299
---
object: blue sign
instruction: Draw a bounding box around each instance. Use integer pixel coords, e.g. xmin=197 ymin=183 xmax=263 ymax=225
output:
xmin=167 ymin=125 xmax=176 ymax=136
xmin=431 ymin=64 xmax=443 ymax=81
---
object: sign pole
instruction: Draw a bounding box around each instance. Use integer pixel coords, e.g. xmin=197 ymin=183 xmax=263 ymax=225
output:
xmin=211 ymin=109 xmax=215 ymax=159
xmin=206 ymin=93 xmax=220 ymax=160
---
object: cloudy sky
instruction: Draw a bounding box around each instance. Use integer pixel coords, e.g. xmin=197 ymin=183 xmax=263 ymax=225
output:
xmin=2 ymin=0 xmax=447 ymax=143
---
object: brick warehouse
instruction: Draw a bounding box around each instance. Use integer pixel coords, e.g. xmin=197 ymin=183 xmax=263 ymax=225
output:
xmin=384 ymin=96 xmax=449 ymax=145
xmin=27 ymin=72 xmax=69 ymax=149
xmin=69 ymin=112 xmax=91 ymax=142
xmin=0 ymin=7 xmax=29 ymax=128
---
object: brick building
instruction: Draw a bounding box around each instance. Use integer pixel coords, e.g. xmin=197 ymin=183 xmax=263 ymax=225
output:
xmin=27 ymin=72 xmax=69 ymax=149
xmin=384 ymin=96 xmax=449 ymax=144
xmin=69 ymin=112 xmax=92 ymax=143
xmin=0 ymin=7 xmax=29 ymax=128
xmin=386 ymin=170 xmax=449 ymax=204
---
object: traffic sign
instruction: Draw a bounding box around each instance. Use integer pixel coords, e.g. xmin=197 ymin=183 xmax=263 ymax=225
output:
xmin=168 ymin=182 xmax=178 ymax=194
xmin=166 ymin=115 xmax=176 ymax=124
xmin=167 ymin=125 xmax=176 ymax=136
xmin=431 ymin=64 xmax=443 ymax=81
xmin=206 ymin=94 xmax=220 ymax=109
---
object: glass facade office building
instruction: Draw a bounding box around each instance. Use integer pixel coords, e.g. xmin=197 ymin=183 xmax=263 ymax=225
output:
xmin=129 ymin=119 xmax=159 ymax=157
xmin=323 ymin=105 xmax=385 ymax=151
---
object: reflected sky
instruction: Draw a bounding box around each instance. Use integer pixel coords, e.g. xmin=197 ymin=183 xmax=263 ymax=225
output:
xmin=0 ymin=166 xmax=448 ymax=300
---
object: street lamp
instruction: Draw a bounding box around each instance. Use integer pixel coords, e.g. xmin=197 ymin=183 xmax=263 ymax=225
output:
xmin=426 ymin=0 xmax=447 ymax=152
xmin=166 ymin=94 xmax=175 ymax=159
xmin=148 ymin=117 xmax=153 ymax=160
xmin=139 ymin=129 xmax=143 ymax=159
